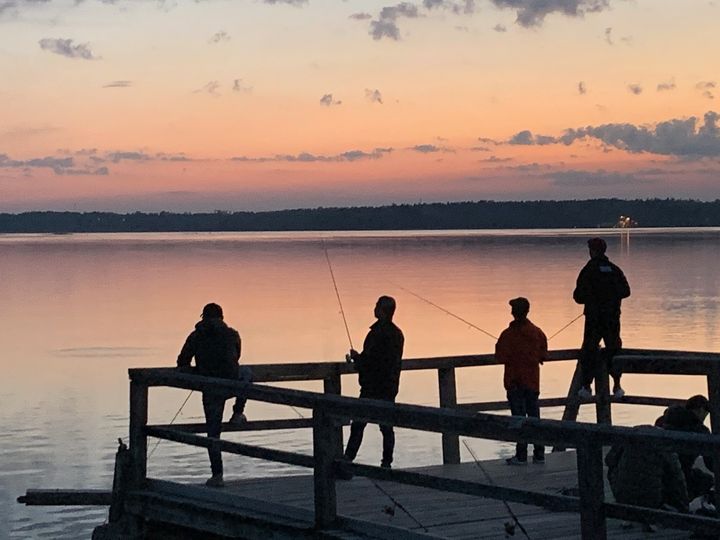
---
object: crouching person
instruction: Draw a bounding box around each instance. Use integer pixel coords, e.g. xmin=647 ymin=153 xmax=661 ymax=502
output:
xmin=495 ymin=297 xmax=548 ymax=465
xmin=605 ymin=424 xmax=689 ymax=514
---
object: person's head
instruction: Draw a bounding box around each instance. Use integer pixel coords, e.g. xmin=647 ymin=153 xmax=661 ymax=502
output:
xmin=374 ymin=295 xmax=397 ymax=321
xmin=509 ymin=297 xmax=530 ymax=321
xmin=201 ymin=302 xmax=224 ymax=320
xmin=685 ymin=394 xmax=710 ymax=422
xmin=662 ymin=405 xmax=689 ymax=430
xmin=587 ymin=237 xmax=607 ymax=259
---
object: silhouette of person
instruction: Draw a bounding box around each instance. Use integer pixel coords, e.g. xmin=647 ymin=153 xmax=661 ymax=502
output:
xmin=177 ymin=303 xmax=248 ymax=487
xmin=495 ymin=297 xmax=548 ymax=465
xmin=343 ymin=296 xmax=404 ymax=469
xmin=573 ymin=238 xmax=631 ymax=399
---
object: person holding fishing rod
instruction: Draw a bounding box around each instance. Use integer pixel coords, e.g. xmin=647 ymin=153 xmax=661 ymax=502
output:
xmin=177 ymin=302 xmax=250 ymax=488
xmin=341 ymin=296 xmax=405 ymax=472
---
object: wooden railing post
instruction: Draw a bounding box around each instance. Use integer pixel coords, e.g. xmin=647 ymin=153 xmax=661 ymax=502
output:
xmin=576 ymin=439 xmax=607 ymax=540
xmin=707 ymin=364 xmax=720 ymax=507
xmin=595 ymin=357 xmax=612 ymax=425
xmin=438 ymin=367 xmax=460 ymax=464
xmin=129 ymin=380 xmax=148 ymax=488
xmin=323 ymin=371 xmax=344 ymax=457
xmin=313 ymin=407 xmax=338 ymax=529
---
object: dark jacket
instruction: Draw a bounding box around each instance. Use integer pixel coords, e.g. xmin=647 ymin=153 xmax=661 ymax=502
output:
xmin=573 ymin=255 xmax=630 ymax=317
xmin=605 ymin=425 xmax=688 ymax=512
xmin=495 ymin=319 xmax=548 ymax=393
xmin=355 ymin=319 xmax=404 ymax=399
xmin=655 ymin=405 xmax=713 ymax=477
xmin=177 ymin=318 xmax=241 ymax=379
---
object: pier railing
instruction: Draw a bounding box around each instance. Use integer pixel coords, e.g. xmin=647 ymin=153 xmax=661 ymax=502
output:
xmin=129 ymin=347 xmax=720 ymax=540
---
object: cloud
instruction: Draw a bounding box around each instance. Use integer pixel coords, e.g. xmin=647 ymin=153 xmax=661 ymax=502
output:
xmin=103 ymin=80 xmax=132 ymax=88
xmin=411 ymin=144 xmax=451 ymax=153
xmin=481 ymin=155 xmax=513 ymax=163
xmin=369 ymin=2 xmax=420 ymax=40
xmin=209 ymin=31 xmax=230 ymax=44
xmin=578 ymin=81 xmax=587 ymax=95
xmin=106 ymin=151 xmax=151 ymax=163
xmin=547 ymin=169 xmax=655 ymax=187
xmin=231 ymin=147 xmax=393 ymax=163
xmin=0 ymin=154 xmax=73 ymax=173
xmin=697 ymin=81 xmax=716 ymax=100
xmin=194 ymin=80 xmax=221 ymax=96
xmin=365 ymin=88 xmax=383 ymax=104
xmin=604 ymin=27 xmax=613 ymax=45
xmin=507 ymin=130 xmax=555 ymax=145
xmin=490 ymin=0 xmax=611 ymax=28
xmin=319 ymin=93 xmax=342 ymax=106
xmin=493 ymin=23 xmax=507 ymax=32
xmin=262 ymin=0 xmax=308 ymax=4
xmin=232 ymin=79 xmax=252 ymax=93
xmin=349 ymin=12 xmax=372 ymax=20
xmin=39 ymin=38 xmax=99 ymax=60
xmin=55 ymin=166 xmax=109 ymax=176
xmin=627 ymin=83 xmax=643 ymax=95
xmin=657 ymin=78 xmax=676 ymax=92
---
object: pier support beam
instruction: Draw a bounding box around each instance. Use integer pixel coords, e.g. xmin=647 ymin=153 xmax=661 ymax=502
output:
xmin=323 ymin=371 xmax=344 ymax=458
xmin=313 ymin=408 xmax=339 ymax=529
xmin=438 ymin=367 xmax=460 ymax=464
xmin=577 ymin=439 xmax=607 ymax=540
xmin=129 ymin=381 xmax=148 ymax=488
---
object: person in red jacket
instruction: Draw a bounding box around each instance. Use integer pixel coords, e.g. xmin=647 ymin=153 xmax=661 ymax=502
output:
xmin=495 ymin=297 xmax=548 ymax=465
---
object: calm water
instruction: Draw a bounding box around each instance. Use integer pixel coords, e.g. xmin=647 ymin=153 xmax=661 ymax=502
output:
xmin=1 ymin=229 xmax=719 ymax=538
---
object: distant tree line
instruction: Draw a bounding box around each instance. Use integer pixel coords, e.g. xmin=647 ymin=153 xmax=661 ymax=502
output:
xmin=1 ymin=199 xmax=720 ymax=233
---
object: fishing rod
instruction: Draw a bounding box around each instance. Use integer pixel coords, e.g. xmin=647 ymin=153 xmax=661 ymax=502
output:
xmin=462 ymin=439 xmax=531 ymax=539
xmin=321 ymin=242 xmax=429 ymax=532
xmin=547 ymin=313 xmax=584 ymax=342
xmin=322 ymin=240 xmax=354 ymax=350
xmin=148 ymin=389 xmax=194 ymax=459
xmin=389 ymin=281 xmax=498 ymax=340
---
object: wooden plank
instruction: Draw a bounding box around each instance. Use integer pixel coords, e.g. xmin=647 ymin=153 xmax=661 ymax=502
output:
xmin=150 ymin=418 xmax=316 ymax=433
xmin=595 ymin=359 xmax=612 ymax=425
xmin=17 ymin=489 xmax=112 ymax=506
xmin=614 ymin=355 xmax=720 ymax=375
xmin=129 ymin=380 xmax=148 ymax=488
xmin=604 ymin=502 xmax=720 ymax=535
xmin=324 ymin=371 xmax=345 ymax=457
xmin=145 ymin=426 xmax=315 ymax=468
xmin=313 ymin=408 xmax=338 ymax=528
xmin=438 ymin=367 xmax=460 ymax=464
xmin=707 ymin=365 xmax=720 ymax=508
xmin=464 ymin=395 xmax=683 ymax=413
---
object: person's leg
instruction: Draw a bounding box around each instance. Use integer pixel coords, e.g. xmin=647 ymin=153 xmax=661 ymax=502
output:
xmin=507 ymin=388 xmax=528 ymax=462
xmin=202 ymin=393 xmax=226 ymax=480
xmin=379 ymin=424 xmax=395 ymax=467
xmin=525 ymin=390 xmax=545 ymax=461
xmin=344 ymin=421 xmax=367 ymax=461
xmin=601 ymin=316 xmax=623 ymax=393
xmin=579 ymin=317 xmax=602 ymax=394
xmin=230 ymin=366 xmax=253 ymax=423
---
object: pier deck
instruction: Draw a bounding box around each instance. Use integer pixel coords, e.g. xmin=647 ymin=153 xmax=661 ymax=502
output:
xmin=130 ymin=452 xmax=685 ymax=539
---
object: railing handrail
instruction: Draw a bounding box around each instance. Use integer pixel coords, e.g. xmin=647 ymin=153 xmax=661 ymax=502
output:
xmin=130 ymin=368 xmax=720 ymax=455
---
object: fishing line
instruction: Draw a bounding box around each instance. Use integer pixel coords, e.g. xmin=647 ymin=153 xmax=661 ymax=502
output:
xmin=462 ymin=439 xmax=531 ymax=540
xmin=388 ymin=281 xmax=498 ymax=340
xmin=547 ymin=313 xmax=583 ymax=342
xmin=148 ymin=389 xmax=194 ymax=459
xmin=322 ymin=240 xmax=354 ymax=350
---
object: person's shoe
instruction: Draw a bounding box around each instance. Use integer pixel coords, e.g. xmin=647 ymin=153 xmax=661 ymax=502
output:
xmin=577 ymin=387 xmax=593 ymax=400
xmin=205 ymin=474 xmax=224 ymax=488
xmin=612 ymin=386 xmax=625 ymax=399
xmin=380 ymin=461 xmax=392 ymax=469
xmin=505 ymin=456 xmax=527 ymax=466
xmin=532 ymin=455 xmax=545 ymax=464
xmin=228 ymin=411 xmax=247 ymax=425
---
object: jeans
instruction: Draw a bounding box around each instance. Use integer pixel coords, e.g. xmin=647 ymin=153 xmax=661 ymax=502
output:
xmin=233 ymin=365 xmax=253 ymax=414
xmin=579 ymin=315 xmax=622 ymax=387
xmin=344 ymin=390 xmax=396 ymax=466
xmin=507 ymin=387 xmax=544 ymax=461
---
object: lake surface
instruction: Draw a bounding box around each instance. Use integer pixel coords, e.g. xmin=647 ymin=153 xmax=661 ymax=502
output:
xmin=1 ymin=229 xmax=719 ymax=538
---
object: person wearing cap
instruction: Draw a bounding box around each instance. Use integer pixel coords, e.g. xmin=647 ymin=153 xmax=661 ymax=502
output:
xmin=655 ymin=395 xmax=714 ymax=499
xmin=495 ymin=297 xmax=548 ymax=465
xmin=573 ymin=237 xmax=631 ymax=400
xmin=177 ymin=302 xmax=247 ymax=487
xmin=342 ymin=296 xmax=404 ymax=472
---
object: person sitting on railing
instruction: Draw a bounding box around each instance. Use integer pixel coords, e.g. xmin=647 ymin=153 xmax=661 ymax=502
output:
xmin=342 ymin=296 xmax=404 ymax=471
xmin=177 ymin=302 xmax=249 ymax=488
xmin=655 ymin=396 xmax=714 ymax=500
xmin=605 ymin=422 xmax=689 ymax=514
xmin=573 ymin=237 xmax=631 ymax=400
xmin=495 ymin=297 xmax=548 ymax=465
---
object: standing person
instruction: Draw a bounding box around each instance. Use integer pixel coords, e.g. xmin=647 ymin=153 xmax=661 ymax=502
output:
xmin=343 ymin=296 xmax=404 ymax=470
xmin=573 ymin=237 xmax=631 ymax=399
xmin=177 ymin=302 xmax=246 ymax=487
xmin=495 ymin=297 xmax=548 ymax=465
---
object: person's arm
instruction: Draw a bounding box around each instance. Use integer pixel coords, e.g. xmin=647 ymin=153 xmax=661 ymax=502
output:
xmin=615 ymin=266 xmax=631 ymax=300
xmin=662 ymin=452 xmax=689 ymax=512
xmin=177 ymin=332 xmax=196 ymax=368
xmin=538 ymin=329 xmax=548 ymax=365
xmin=573 ymin=267 xmax=590 ymax=305
xmin=495 ymin=330 xmax=509 ymax=364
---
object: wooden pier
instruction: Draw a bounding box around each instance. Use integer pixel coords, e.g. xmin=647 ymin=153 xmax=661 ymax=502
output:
xmin=18 ymin=348 xmax=720 ymax=539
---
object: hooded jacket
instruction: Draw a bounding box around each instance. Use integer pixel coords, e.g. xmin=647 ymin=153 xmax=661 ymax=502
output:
xmin=573 ymin=254 xmax=630 ymax=317
xmin=355 ymin=319 xmax=404 ymax=399
xmin=177 ymin=318 xmax=241 ymax=379
xmin=495 ymin=318 xmax=548 ymax=393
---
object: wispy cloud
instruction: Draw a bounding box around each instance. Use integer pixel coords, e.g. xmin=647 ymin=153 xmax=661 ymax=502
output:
xmin=493 ymin=23 xmax=507 ymax=32
xmin=627 ymin=83 xmax=643 ymax=95
xmin=696 ymin=81 xmax=716 ymax=100
xmin=319 ymin=93 xmax=342 ymax=106
xmin=657 ymin=78 xmax=676 ymax=92
xmin=578 ymin=81 xmax=587 ymax=95
xmin=547 ymin=169 xmax=655 ymax=187
xmin=349 ymin=12 xmax=372 ymax=20
xmin=194 ymin=81 xmax=221 ymax=96
xmin=103 ymin=80 xmax=133 ymax=88
xmin=232 ymin=79 xmax=252 ymax=94
xmin=209 ymin=31 xmax=231 ymax=44
xmin=491 ymin=0 xmax=611 ymax=28
xmin=39 ymin=38 xmax=99 ymax=60
xmin=364 ymin=88 xmax=383 ymax=104
xmin=232 ymin=147 xmax=393 ymax=163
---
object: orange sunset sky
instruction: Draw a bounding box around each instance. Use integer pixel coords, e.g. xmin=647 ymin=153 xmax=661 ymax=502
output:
xmin=1 ymin=0 xmax=719 ymax=211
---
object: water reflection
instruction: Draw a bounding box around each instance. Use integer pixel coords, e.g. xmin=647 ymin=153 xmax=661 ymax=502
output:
xmin=1 ymin=229 xmax=719 ymax=537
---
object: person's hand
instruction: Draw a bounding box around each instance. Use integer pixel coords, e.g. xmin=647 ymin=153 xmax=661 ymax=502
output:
xmin=349 ymin=349 xmax=360 ymax=361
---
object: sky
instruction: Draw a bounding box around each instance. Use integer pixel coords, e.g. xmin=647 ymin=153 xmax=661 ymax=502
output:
xmin=0 ymin=0 xmax=719 ymax=212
